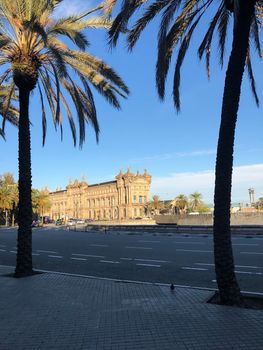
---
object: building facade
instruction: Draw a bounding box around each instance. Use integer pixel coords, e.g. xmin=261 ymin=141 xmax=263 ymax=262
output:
xmin=47 ymin=169 xmax=151 ymax=221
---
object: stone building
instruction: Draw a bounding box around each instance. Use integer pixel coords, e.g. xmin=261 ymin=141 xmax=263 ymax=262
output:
xmin=47 ymin=169 xmax=151 ymax=221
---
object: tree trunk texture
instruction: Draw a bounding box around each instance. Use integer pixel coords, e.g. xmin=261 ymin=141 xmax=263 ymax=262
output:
xmin=5 ymin=210 xmax=8 ymax=226
xmin=15 ymin=88 xmax=33 ymax=277
xmin=213 ymin=0 xmax=255 ymax=305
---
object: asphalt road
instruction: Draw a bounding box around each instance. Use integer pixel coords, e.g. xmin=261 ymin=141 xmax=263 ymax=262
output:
xmin=0 ymin=227 xmax=262 ymax=294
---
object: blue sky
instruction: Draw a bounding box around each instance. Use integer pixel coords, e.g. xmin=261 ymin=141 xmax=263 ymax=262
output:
xmin=1 ymin=0 xmax=263 ymax=204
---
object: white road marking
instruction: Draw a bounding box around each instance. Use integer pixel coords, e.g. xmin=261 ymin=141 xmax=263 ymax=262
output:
xmin=37 ymin=250 xmax=58 ymax=254
xmin=232 ymin=243 xmax=259 ymax=246
xmin=9 ymin=250 xmax=17 ymax=254
xmin=174 ymin=242 xmax=205 ymax=245
xmin=71 ymin=257 xmax=87 ymax=261
xmin=100 ymin=260 xmax=120 ymax=264
xmin=176 ymin=249 xmax=212 ymax=253
xmin=32 ymin=253 xmax=40 ymax=256
xmin=235 ymin=270 xmax=263 ymax=276
xmin=136 ymin=263 xmax=161 ymax=268
xmin=134 ymin=258 xmax=169 ymax=263
xmin=120 ymin=257 xmax=133 ymax=261
xmin=240 ymin=252 xmax=263 ymax=255
xmin=90 ymin=244 xmax=108 ymax=247
xmin=48 ymin=255 xmax=62 ymax=259
xmin=72 ymin=253 xmax=104 ymax=258
xmin=125 ymin=246 xmax=153 ymax=250
xmin=0 ymin=249 xmax=6 ymax=252
xmin=138 ymin=240 xmax=160 ymax=243
xmin=182 ymin=267 xmax=208 ymax=271
xmin=196 ymin=263 xmax=263 ymax=269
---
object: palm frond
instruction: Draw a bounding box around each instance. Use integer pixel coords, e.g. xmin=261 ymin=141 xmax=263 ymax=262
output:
xmin=218 ymin=6 xmax=230 ymax=67
xmin=198 ymin=1 xmax=224 ymax=79
xmin=128 ymin=0 xmax=172 ymax=50
xmin=109 ymin=0 xmax=146 ymax=47
xmin=156 ymin=2 xmax=204 ymax=99
xmin=173 ymin=13 xmax=203 ymax=111
xmin=37 ymin=83 xmax=47 ymax=146
xmin=1 ymin=82 xmax=15 ymax=132
xmin=250 ymin=15 xmax=262 ymax=58
xmin=246 ymin=49 xmax=259 ymax=106
xmin=68 ymin=50 xmax=129 ymax=94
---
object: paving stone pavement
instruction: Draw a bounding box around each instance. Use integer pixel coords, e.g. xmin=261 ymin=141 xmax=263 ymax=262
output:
xmin=0 ymin=265 xmax=262 ymax=350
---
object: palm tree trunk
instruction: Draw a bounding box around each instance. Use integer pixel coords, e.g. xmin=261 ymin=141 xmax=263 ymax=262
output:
xmin=15 ymin=88 xmax=33 ymax=277
xmin=213 ymin=0 xmax=255 ymax=305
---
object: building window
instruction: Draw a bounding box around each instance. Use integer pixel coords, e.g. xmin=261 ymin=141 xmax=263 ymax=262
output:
xmin=134 ymin=208 xmax=137 ymax=216
xmin=139 ymin=196 xmax=142 ymax=204
xmin=144 ymin=196 xmax=147 ymax=203
xmin=133 ymin=195 xmax=136 ymax=203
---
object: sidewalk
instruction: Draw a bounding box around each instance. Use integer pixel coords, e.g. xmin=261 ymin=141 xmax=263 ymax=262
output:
xmin=0 ymin=265 xmax=262 ymax=350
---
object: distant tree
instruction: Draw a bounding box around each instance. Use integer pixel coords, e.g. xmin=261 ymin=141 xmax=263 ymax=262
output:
xmin=32 ymin=188 xmax=51 ymax=224
xmin=189 ymin=192 xmax=203 ymax=212
xmin=255 ymin=197 xmax=263 ymax=210
xmin=173 ymin=194 xmax=188 ymax=214
xmin=0 ymin=173 xmax=17 ymax=226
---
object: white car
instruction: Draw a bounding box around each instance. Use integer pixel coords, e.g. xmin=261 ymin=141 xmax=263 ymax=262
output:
xmin=67 ymin=219 xmax=77 ymax=226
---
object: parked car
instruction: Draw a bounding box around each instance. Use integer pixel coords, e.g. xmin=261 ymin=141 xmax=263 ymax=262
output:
xmin=67 ymin=219 xmax=77 ymax=226
xmin=76 ymin=219 xmax=85 ymax=224
xmin=31 ymin=220 xmax=42 ymax=227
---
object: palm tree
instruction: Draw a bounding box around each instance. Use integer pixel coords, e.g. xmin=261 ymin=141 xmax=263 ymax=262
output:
xmin=108 ymin=0 xmax=262 ymax=304
xmin=174 ymin=194 xmax=188 ymax=214
xmin=0 ymin=0 xmax=129 ymax=277
xmin=189 ymin=192 xmax=203 ymax=212
xmin=147 ymin=195 xmax=161 ymax=215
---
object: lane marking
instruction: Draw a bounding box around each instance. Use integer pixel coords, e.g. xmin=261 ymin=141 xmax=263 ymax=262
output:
xmin=32 ymin=253 xmax=40 ymax=256
xmin=72 ymin=253 xmax=104 ymax=258
xmin=134 ymin=258 xmax=169 ymax=263
xmin=90 ymin=244 xmax=108 ymax=247
xmin=9 ymin=250 xmax=17 ymax=254
xmin=138 ymin=240 xmax=160 ymax=243
xmin=136 ymin=263 xmax=161 ymax=268
xmin=71 ymin=257 xmax=87 ymax=261
xmin=120 ymin=257 xmax=133 ymax=261
xmin=195 ymin=263 xmax=214 ymax=266
xmin=235 ymin=270 xmax=263 ymax=276
xmin=196 ymin=263 xmax=263 ymax=269
xmin=182 ymin=267 xmax=208 ymax=271
xmin=100 ymin=260 xmax=120 ymax=264
xmin=37 ymin=250 xmax=58 ymax=254
xmin=48 ymin=255 xmax=62 ymax=259
xmin=0 ymin=249 xmax=6 ymax=252
xmin=174 ymin=242 xmax=205 ymax=245
xmin=232 ymin=243 xmax=259 ymax=246
xmin=125 ymin=246 xmax=153 ymax=250
xmin=240 ymin=252 xmax=263 ymax=255
xmin=176 ymin=249 xmax=212 ymax=253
